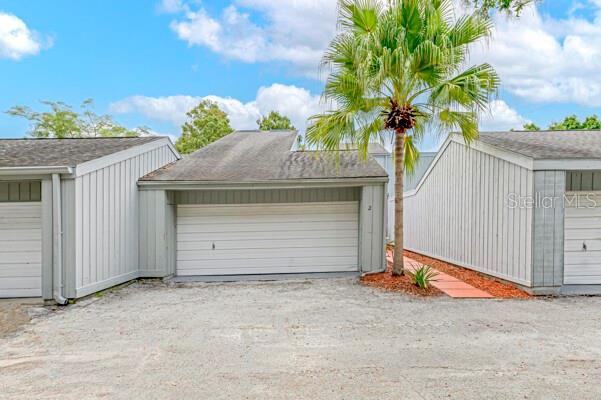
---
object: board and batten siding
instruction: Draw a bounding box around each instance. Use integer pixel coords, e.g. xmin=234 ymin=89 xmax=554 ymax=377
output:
xmin=64 ymin=144 xmax=178 ymax=298
xmin=531 ymin=171 xmax=566 ymax=288
xmin=404 ymin=141 xmax=534 ymax=286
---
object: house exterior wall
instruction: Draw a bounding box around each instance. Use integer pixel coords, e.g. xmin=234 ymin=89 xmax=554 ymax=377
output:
xmin=139 ymin=185 xmax=386 ymax=276
xmin=63 ymin=143 xmax=178 ymax=298
xmin=404 ymin=141 xmax=535 ymax=286
xmin=531 ymin=171 xmax=566 ymax=290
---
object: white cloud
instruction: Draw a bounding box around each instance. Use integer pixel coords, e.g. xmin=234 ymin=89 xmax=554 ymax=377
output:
xmin=471 ymin=3 xmax=601 ymax=106
xmin=109 ymin=83 xmax=324 ymax=133
xmin=478 ymin=100 xmax=529 ymax=131
xmin=0 ymin=12 xmax=50 ymax=60
xmin=166 ymin=0 xmax=338 ymax=76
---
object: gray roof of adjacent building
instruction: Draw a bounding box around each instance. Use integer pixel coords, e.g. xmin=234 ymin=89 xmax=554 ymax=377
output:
xmin=0 ymin=137 xmax=164 ymax=168
xmin=141 ymin=130 xmax=388 ymax=183
xmin=477 ymin=130 xmax=601 ymax=160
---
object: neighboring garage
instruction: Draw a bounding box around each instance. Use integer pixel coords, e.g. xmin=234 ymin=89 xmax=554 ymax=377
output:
xmin=138 ymin=131 xmax=388 ymax=278
xmin=404 ymin=130 xmax=601 ymax=295
xmin=0 ymin=182 xmax=42 ymax=297
xmin=0 ymin=137 xmax=179 ymax=301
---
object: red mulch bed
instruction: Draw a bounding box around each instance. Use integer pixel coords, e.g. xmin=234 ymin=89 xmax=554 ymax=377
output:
xmin=404 ymin=250 xmax=532 ymax=299
xmin=361 ymin=262 xmax=443 ymax=297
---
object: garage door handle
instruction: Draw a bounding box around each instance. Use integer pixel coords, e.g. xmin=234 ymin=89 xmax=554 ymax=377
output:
xmin=212 ymin=243 xmax=216 ymax=250
xmin=583 ymin=242 xmax=587 ymax=251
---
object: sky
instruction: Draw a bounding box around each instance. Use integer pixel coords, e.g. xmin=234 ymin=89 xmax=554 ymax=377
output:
xmin=1 ymin=0 xmax=601 ymax=151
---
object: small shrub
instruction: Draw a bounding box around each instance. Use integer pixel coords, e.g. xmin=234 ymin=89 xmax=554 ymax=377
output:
xmin=412 ymin=265 xmax=438 ymax=289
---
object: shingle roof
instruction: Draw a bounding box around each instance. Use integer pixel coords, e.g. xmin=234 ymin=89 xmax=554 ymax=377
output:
xmin=141 ymin=131 xmax=387 ymax=182
xmin=478 ymin=130 xmax=601 ymax=160
xmin=0 ymin=137 xmax=164 ymax=168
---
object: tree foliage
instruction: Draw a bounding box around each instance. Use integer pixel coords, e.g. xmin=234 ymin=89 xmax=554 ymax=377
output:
xmin=175 ymin=100 xmax=234 ymax=154
xmin=6 ymin=99 xmax=144 ymax=138
xmin=307 ymin=0 xmax=499 ymax=275
xmin=548 ymin=115 xmax=601 ymax=130
xmin=466 ymin=0 xmax=534 ymax=15
xmin=522 ymin=122 xmax=540 ymax=131
xmin=257 ymin=111 xmax=296 ymax=131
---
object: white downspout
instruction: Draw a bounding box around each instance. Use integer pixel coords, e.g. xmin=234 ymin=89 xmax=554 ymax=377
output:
xmin=52 ymin=173 xmax=68 ymax=305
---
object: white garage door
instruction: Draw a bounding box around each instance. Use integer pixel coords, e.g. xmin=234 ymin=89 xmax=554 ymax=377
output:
xmin=0 ymin=203 xmax=42 ymax=298
xmin=177 ymin=202 xmax=359 ymax=276
xmin=564 ymin=193 xmax=601 ymax=284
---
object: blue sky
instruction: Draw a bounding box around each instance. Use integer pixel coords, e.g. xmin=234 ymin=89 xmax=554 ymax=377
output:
xmin=1 ymin=0 xmax=600 ymax=151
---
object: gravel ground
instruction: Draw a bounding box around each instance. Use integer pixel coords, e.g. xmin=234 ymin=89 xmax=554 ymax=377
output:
xmin=1 ymin=278 xmax=601 ymax=400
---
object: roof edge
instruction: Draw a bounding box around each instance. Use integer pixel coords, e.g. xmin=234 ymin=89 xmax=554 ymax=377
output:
xmin=0 ymin=166 xmax=73 ymax=176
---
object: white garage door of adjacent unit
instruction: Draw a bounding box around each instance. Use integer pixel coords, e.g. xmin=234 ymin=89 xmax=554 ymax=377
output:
xmin=564 ymin=193 xmax=601 ymax=285
xmin=177 ymin=202 xmax=359 ymax=276
xmin=0 ymin=203 xmax=42 ymax=298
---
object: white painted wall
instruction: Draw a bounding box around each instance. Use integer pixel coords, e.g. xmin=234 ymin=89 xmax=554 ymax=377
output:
xmin=404 ymin=140 xmax=535 ymax=286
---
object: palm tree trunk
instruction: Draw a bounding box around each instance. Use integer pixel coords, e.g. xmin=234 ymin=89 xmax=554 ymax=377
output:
xmin=392 ymin=128 xmax=405 ymax=276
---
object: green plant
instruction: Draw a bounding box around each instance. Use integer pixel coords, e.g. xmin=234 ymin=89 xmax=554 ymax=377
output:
xmin=412 ymin=265 xmax=438 ymax=289
xmin=307 ymin=0 xmax=499 ymax=276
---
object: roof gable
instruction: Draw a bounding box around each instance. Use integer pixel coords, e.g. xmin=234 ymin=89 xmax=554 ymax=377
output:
xmin=0 ymin=137 xmax=165 ymax=168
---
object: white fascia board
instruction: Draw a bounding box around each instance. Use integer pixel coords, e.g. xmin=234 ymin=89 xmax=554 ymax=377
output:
xmin=138 ymin=177 xmax=388 ymax=191
xmin=0 ymin=166 xmax=73 ymax=176
xmin=74 ymin=138 xmax=180 ymax=177
xmin=404 ymin=133 xmax=534 ymax=198
xmin=533 ymin=159 xmax=601 ymax=171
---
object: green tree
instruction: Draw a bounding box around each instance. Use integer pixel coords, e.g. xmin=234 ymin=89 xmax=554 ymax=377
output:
xmin=522 ymin=122 xmax=540 ymax=131
xmin=257 ymin=111 xmax=296 ymax=131
xmin=547 ymin=114 xmax=601 ymax=131
xmin=467 ymin=0 xmax=534 ymax=14
xmin=307 ymin=0 xmax=499 ymax=275
xmin=6 ymin=99 xmax=142 ymax=138
xmin=176 ymin=100 xmax=234 ymax=154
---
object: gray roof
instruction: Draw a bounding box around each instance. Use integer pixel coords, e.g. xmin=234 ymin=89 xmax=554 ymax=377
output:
xmin=340 ymin=143 xmax=390 ymax=155
xmin=478 ymin=130 xmax=601 ymax=160
xmin=0 ymin=137 xmax=164 ymax=168
xmin=141 ymin=131 xmax=387 ymax=182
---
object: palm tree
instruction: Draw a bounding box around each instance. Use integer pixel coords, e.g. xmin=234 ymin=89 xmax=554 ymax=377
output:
xmin=307 ymin=0 xmax=500 ymax=275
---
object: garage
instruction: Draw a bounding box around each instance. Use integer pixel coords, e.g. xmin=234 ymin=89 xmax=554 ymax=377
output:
xmin=564 ymin=192 xmax=601 ymax=285
xmin=176 ymin=202 xmax=359 ymax=276
xmin=0 ymin=200 xmax=42 ymax=298
xmin=138 ymin=130 xmax=388 ymax=279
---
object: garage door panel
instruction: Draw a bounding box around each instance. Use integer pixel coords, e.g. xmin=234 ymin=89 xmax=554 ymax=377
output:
xmin=177 ymin=237 xmax=358 ymax=251
xmin=565 ymin=239 xmax=601 ymax=252
xmin=177 ymin=203 xmax=358 ymax=217
xmin=565 ymin=252 xmax=601 ymax=265
xmin=177 ymin=213 xmax=358 ymax=225
xmin=0 ymin=264 xmax=41 ymax=278
xmin=0 ymin=240 xmax=42 ymax=252
xmin=177 ymin=202 xmax=359 ymax=276
xmin=177 ymin=265 xmax=359 ymax=276
xmin=0 ymin=203 xmax=42 ymax=298
xmin=177 ymin=221 xmax=358 ymax=234
xmin=0 ymin=229 xmax=41 ymax=241
xmin=177 ymin=230 xmax=357 ymax=242
xmin=178 ymin=246 xmax=358 ymax=261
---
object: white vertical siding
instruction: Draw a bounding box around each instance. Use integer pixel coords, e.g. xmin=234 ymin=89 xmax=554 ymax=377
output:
xmin=404 ymin=141 xmax=534 ymax=286
xmin=71 ymin=144 xmax=178 ymax=298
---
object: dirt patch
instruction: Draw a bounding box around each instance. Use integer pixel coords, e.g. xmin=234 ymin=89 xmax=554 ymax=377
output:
xmin=0 ymin=301 xmax=32 ymax=337
xmin=405 ymin=250 xmax=532 ymax=299
xmin=361 ymin=262 xmax=443 ymax=297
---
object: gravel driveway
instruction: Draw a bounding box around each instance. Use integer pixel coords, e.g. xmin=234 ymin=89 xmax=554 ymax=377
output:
xmin=1 ymin=278 xmax=601 ymax=400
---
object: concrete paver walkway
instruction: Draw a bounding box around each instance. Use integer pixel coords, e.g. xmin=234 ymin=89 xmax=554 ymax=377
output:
xmin=387 ymin=252 xmax=493 ymax=298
